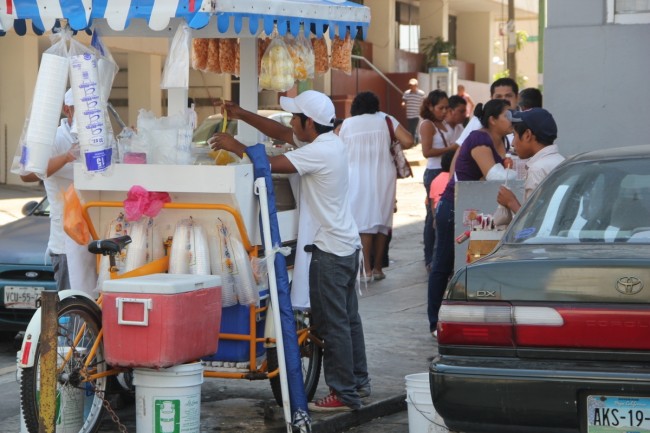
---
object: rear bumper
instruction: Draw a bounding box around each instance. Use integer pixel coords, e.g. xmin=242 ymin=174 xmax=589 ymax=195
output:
xmin=430 ymin=355 xmax=650 ymax=433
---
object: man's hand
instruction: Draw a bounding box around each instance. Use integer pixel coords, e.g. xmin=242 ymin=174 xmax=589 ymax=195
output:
xmin=497 ymin=185 xmax=521 ymax=213
xmin=208 ymin=133 xmax=246 ymax=158
xmin=221 ymin=101 xmax=246 ymax=121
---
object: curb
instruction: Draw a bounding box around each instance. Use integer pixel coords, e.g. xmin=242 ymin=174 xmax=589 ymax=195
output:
xmin=310 ymin=394 xmax=407 ymax=433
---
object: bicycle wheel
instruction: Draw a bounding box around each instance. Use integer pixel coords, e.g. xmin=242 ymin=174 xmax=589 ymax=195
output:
xmin=268 ymin=311 xmax=322 ymax=406
xmin=21 ymin=296 xmax=108 ymax=433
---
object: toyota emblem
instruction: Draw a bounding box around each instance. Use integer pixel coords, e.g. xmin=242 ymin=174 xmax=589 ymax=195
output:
xmin=615 ymin=277 xmax=644 ymax=295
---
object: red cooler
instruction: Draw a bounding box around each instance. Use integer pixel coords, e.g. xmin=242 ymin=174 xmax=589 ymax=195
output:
xmin=102 ymin=274 xmax=222 ymax=368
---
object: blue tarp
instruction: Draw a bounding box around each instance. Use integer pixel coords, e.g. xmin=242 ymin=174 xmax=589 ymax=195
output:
xmin=245 ymin=143 xmax=310 ymax=426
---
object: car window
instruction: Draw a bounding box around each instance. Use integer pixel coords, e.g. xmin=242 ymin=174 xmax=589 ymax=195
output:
xmin=505 ymin=158 xmax=650 ymax=244
xmin=192 ymin=116 xmax=237 ymax=147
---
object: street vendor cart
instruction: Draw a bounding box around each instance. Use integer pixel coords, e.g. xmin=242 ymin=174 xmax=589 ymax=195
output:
xmin=3 ymin=1 xmax=370 ymax=432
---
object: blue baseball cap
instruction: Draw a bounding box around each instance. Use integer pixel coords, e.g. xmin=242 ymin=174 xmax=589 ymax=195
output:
xmin=511 ymin=108 xmax=557 ymax=144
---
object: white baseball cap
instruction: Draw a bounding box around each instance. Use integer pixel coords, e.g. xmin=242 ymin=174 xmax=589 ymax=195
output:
xmin=280 ymin=90 xmax=335 ymax=127
xmin=64 ymin=88 xmax=74 ymax=106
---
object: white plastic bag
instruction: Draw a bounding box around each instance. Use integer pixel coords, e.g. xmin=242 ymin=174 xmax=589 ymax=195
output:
xmin=284 ymin=33 xmax=314 ymax=81
xmin=209 ymin=220 xmax=238 ymax=307
xmin=161 ymin=25 xmax=191 ymax=89
xmin=169 ymin=218 xmax=211 ymax=275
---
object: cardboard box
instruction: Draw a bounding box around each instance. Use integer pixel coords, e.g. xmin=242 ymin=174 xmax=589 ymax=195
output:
xmin=466 ymin=231 xmax=503 ymax=263
xmin=102 ymin=274 xmax=222 ymax=368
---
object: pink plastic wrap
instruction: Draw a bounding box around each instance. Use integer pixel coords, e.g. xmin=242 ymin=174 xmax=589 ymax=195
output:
xmin=123 ymin=185 xmax=171 ymax=221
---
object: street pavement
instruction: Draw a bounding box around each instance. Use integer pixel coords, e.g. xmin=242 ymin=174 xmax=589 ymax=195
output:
xmin=0 ymin=146 xmax=443 ymax=433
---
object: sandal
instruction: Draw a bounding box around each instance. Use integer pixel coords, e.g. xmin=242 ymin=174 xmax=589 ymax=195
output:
xmin=372 ymin=271 xmax=386 ymax=280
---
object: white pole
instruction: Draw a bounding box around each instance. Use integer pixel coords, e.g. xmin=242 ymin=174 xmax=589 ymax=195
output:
xmin=254 ymin=177 xmax=293 ymax=433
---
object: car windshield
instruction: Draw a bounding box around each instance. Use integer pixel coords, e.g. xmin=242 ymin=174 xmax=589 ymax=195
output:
xmin=192 ymin=115 xmax=238 ymax=147
xmin=504 ymin=157 xmax=650 ymax=244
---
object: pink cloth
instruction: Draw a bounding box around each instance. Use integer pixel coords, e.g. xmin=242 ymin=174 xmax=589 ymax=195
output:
xmin=429 ymin=172 xmax=450 ymax=209
xmin=123 ymin=186 xmax=171 ymax=221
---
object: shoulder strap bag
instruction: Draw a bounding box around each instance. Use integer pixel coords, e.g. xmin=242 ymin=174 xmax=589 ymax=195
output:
xmin=386 ymin=116 xmax=413 ymax=179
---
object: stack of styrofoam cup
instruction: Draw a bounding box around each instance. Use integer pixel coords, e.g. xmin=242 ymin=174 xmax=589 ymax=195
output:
xmin=69 ymin=51 xmax=111 ymax=173
xmin=24 ymin=53 xmax=69 ymax=176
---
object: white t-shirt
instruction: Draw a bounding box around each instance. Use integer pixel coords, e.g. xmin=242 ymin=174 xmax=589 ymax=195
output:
xmin=44 ymin=119 xmax=75 ymax=254
xmin=524 ymin=144 xmax=565 ymax=201
xmin=285 ymin=132 xmax=361 ymax=256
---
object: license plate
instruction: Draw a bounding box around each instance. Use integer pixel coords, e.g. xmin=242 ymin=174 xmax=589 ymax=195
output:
xmin=587 ymin=395 xmax=650 ymax=433
xmin=3 ymin=286 xmax=44 ymax=309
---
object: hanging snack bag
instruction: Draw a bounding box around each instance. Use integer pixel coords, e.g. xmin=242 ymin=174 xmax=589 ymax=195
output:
xmin=259 ymin=37 xmax=295 ymax=91
xmin=192 ymin=38 xmax=210 ymax=71
xmin=257 ymin=38 xmax=272 ymax=75
xmin=284 ymin=33 xmax=314 ymax=81
xmin=219 ymin=38 xmax=239 ymax=76
xmin=206 ymin=39 xmax=222 ymax=74
xmin=331 ymin=33 xmax=353 ymax=75
xmin=312 ymin=37 xmax=329 ymax=75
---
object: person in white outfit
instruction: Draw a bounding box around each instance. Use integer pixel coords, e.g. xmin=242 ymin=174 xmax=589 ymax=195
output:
xmin=21 ymin=89 xmax=97 ymax=294
xmin=339 ymin=92 xmax=413 ymax=281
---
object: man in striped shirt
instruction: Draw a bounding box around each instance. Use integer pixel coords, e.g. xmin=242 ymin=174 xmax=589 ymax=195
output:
xmin=401 ymin=78 xmax=425 ymax=143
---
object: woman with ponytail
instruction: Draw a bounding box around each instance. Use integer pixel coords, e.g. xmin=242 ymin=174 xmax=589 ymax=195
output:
xmin=427 ymin=99 xmax=516 ymax=337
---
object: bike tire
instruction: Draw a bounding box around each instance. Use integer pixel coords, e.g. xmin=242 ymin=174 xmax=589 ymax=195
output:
xmin=21 ymin=296 xmax=107 ymax=433
xmin=268 ymin=313 xmax=322 ymax=406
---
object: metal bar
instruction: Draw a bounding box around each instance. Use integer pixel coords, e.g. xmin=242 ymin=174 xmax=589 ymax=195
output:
xmin=38 ymin=291 xmax=58 ymax=433
xmin=351 ymin=54 xmax=403 ymax=96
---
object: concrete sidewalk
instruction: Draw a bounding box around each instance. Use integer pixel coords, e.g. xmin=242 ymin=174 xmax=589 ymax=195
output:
xmin=1 ymin=146 xmax=438 ymax=433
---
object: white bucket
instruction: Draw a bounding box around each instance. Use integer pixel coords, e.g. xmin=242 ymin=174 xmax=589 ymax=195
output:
xmin=405 ymin=373 xmax=448 ymax=433
xmin=133 ymin=362 xmax=203 ymax=433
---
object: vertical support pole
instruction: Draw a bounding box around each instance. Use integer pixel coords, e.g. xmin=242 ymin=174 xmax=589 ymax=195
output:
xmin=538 ymin=0 xmax=546 ymax=92
xmin=38 ymin=290 xmax=59 ymax=433
xmin=507 ymin=0 xmax=517 ymax=80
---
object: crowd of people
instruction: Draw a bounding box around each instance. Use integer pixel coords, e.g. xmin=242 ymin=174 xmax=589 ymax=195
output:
xmin=23 ymin=75 xmax=562 ymax=413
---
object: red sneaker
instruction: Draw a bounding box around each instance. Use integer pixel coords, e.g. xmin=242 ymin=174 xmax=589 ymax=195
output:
xmin=308 ymin=391 xmax=354 ymax=412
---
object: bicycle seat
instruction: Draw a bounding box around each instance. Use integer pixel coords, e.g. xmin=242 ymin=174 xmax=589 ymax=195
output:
xmin=88 ymin=235 xmax=132 ymax=255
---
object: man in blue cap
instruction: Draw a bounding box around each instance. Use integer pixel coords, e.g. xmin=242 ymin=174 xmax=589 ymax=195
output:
xmin=497 ymin=107 xmax=565 ymax=213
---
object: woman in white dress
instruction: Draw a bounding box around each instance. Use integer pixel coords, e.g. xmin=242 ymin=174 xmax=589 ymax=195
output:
xmin=339 ymin=92 xmax=414 ymax=281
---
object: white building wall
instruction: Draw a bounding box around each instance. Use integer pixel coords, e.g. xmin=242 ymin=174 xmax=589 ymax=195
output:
xmin=545 ymin=0 xmax=650 ymax=156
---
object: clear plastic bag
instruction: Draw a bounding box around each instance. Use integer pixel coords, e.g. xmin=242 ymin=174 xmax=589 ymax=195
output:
xmin=209 ymin=220 xmax=238 ymax=307
xmin=259 ymin=38 xmax=295 ymax=91
xmin=206 ymin=39 xmax=222 ymax=74
xmin=169 ymin=218 xmax=211 ymax=275
xmin=69 ymin=37 xmax=112 ymax=174
xmin=161 ymin=25 xmax=191 ymax=89
xmin=312 ymin=37 xmax=329 ymax=75
xmin=192 ymin=38 xmax=209 ymax=71
xmin=331 ymin=33 xmax=353 ymax=75
xmin=284 ymin=33 xmax=314 ymax=81
xmin=230 ymin=236 xmax=259 ymax=306
xmin=219 ymin=38 xmax=239 ymax=76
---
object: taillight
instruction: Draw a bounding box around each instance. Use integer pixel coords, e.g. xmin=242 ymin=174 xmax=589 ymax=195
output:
xmin=438 ymin=302 xmax=564 ymax=346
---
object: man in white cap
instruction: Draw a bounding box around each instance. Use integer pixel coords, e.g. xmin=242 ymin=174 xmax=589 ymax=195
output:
xmin=402 ymin=78 xmax=425 ymax=142
xmin=21 ymin=89 xmax=96 ymax=294
xmin=212 ymin=90 xmax=370 ymax=412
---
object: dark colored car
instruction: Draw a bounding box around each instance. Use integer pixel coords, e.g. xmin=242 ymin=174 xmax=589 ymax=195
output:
xmin=0 ymin=197 xmax=55 ymax=332
xmin=430 ymin=145 xmax=650 ymax=433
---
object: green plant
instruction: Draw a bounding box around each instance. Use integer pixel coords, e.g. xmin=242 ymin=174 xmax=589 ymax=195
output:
xmin=492 ymin=69 xmax=528 ymax=88
xmin=422 ymin=37 xmax=455 ymax=70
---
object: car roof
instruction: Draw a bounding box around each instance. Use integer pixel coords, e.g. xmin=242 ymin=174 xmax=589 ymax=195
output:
xmin=566 ymin=144 xmax=650 ymax=163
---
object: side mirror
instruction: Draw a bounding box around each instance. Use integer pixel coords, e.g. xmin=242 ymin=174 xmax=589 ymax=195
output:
xmin=21 ymin=201 xmax=39 ymax=216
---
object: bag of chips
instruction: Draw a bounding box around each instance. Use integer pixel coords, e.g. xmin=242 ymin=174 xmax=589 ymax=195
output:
xmin=331 ymin=33 xmax=353 ymax=75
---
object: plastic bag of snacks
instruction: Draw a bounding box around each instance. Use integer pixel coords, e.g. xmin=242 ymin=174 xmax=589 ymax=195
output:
xmin=206 ymin=39 xmax=222 ymax=74
xmin=284 ymin=33 xmax=314 ymax=81
xmin=312 ymin=37 xmax=329 ymax=75
xmin=259 ymin=38 xmax=295 ymax=91
xmin=192 ymin=38 xmax=210 ymax=71
xmin=331 ymin=33 xmax=353 ymax=75
xmin=257 ymin=38 xmax=272 ymax=75
xmin=219 ymin=38 xmax=239 ymax=76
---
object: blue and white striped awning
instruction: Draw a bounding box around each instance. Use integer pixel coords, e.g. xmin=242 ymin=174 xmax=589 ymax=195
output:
xmin=0 ymin=0 xmax=370 ymax=38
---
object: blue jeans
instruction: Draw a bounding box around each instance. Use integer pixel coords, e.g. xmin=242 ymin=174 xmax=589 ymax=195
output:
xmin=309 ymin=246 xmax=369 ymax=409
xmin=423 ymin=168 xmax=442 ymax=267
xmin=427 ymin=197 xmax=455 ymax=332
xmin=50 ymin=253 xmax=71 ymax=291
xmin=407 ymin=117 xmax=419 ymax=142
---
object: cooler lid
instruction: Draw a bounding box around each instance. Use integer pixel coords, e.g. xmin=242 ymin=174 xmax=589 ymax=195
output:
xmin=102 ymin=273 xmax=222 ymax=295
